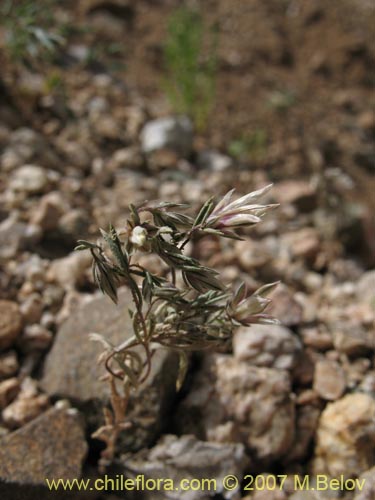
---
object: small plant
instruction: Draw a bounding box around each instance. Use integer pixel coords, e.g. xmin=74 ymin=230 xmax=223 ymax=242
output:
xmin=0 ymin=0 xmax=63 ymax=67
xmin=229 ymin=128 xmax=268 ymax=163
xmin=76 ymin=185 xmax=279 ymax=469
xmin=162 ymin=6 xmax=217 ymax=132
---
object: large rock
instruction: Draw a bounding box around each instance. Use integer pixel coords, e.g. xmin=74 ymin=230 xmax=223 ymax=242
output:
xmin=233 ymin=324 xmax=302 ymax=370
xmin=140 ymin=116 xmax=193 ymax=156
xmin=312 ymin=393 xmax=375 ymax=478
xmin=0 ymin=404 xmax=87 ymax=484
xmin=120 ymin=434 xmax=248 ymax=500
xmin=176 ymin=354 xmax=295 ymax=464
xmin=41 ymin=288 xmax=179 ymax=450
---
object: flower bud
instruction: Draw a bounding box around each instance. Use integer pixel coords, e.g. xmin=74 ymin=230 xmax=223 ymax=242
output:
xmin=227 ymin=281 xmax=280 ymax=326
xmin=130 ymin=226 xmax=148 ymax=249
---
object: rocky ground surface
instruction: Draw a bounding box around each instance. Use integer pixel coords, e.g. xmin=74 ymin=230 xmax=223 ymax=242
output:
xmin=0 ymin=0 xmax=374 ymax=499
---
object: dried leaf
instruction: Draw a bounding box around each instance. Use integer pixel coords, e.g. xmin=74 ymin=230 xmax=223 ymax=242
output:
xmin=176 ymin=351 xmax=189 ymax=391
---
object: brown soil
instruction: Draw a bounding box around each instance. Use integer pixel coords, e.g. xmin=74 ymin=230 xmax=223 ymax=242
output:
xmin=63 ymin=0 xmax=374 ymax=209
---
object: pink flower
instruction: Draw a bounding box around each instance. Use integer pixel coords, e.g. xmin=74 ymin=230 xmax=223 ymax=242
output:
xmin=207 ymin=184 xmax=277 ymax=230
xmin=227 ymin=281 xmax=280 ymax=326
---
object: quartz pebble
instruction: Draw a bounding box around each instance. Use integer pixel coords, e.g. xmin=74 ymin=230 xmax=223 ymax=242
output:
xmin=141 ymin=116 xmax=193 ymax=156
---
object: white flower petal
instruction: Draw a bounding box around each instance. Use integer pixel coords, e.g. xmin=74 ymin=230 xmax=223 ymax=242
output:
xmin=223 ymin=184 xmax=273 ymax=212
xmin=211 ymin=188 xmax=235 ymax=215
xmin=221 ymin=213 xmax=261 ymax=227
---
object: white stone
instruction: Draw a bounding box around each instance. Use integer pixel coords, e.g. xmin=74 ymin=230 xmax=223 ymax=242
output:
xmin=140 ymin=116 xmax=193 ymax=156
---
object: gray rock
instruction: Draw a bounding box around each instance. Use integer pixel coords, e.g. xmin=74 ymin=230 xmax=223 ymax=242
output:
xmin=41 ymin=288 xmax=179 ymax=450
xmin=233 ymin=324 xmax=302 ymax=370
xmin=177 ymin=354 xmax=295 ymax=464
xmin=120 ymin=434 xmax=248 ymax=500
xmin=41 ymin=291 xmax=135 ymax=401
xmin=0 ymin=405 xmax=87 ymax=484
xmin=140 ymin=116 xmax=193 ymax=156
xmin=215 ymin=356 xmax=295 ymax=462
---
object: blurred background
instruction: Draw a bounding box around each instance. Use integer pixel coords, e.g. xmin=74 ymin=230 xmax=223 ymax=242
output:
xmin=0 ymin=0 xmax=374 ymax=498
xmin=0 ymin=0 xmax=374 ymax=261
